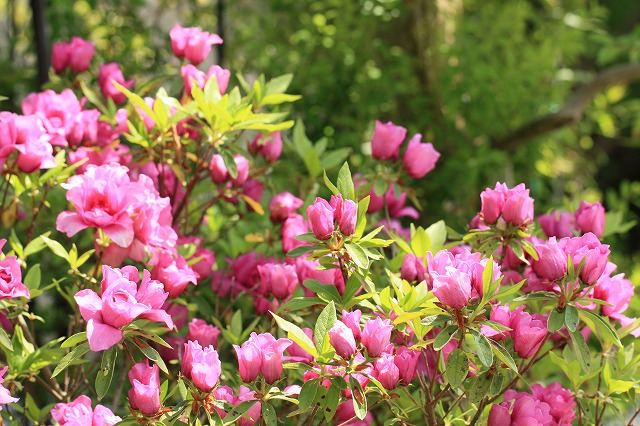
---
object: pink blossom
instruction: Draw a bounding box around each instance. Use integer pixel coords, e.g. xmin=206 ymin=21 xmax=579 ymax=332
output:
xmin=0 ymin=240 xmax=30 ymax=300
xmin=402 ymin=133 xmax=440 ymax=178
xmin=371 ymin=120 xmax=407 ymax=161
xmin=342 ymin=310 xmax=362 ymax=340
xmin=538 ymin=210 xmax=576 ymax=238
xmin=335 ymin=400 xmax=374 ymax=426
xmin=68 ymin=143 xmax=132 ymax=175
xmin=68 ymin=37 xmax=96 ymax=73
xmin=431 ymin=267 xmax=472 ymax=309
xmin=98 ymin=63 xmax=134 ymax=104
xmin=182 ymin=340 xmax=222 ymax=391
xmin=181 ymin=64 xmax=230 ymax=95
xmin=559 ymin=233 xmax=610 ymax=285
xmin=269 ymin=192 xmax=304 ymax=223
xmin=170 ymin=25 xmax=223 ymax=65
xmin=187 ymin=318 xmax=221 ymax=348
xmin=307 ymin=198 xmax=335 ymax=240
xmin=531 ymin=237 xmax=567 ymax=282
xmin=285 ymin=327 xmax=315 ymax=363
xmin=575 ymin=201 xmax=605 ymax=238
xmin=361 ymin=317 xmax=393 ymax=357
xmin=209 ymin=154 xmax=250 ymax=186
xmin=510 ymin=306 xmax=547 ymax=358
xmin=367 ymin=184 xmax=419 ymax=220
xmin=150 ymin=249 xmax=198 ymax=298
xmin=0 ymin=112 xmax=55 ymax=171
xmin=373 ymin=353 xmax=400 ymax=389
xmin=51 ymin=42 xmax=71 ymax=73
xmin=401 ymin=254 xmax=426 ymax=283
xmin=282 ymin=214 xmax=309 ymax=253
xmin=233 ymin=333 xmax=292 ymax=384
xmin=530 ymin=382 xmax=576 ymax=424
xmin=394 ymin=346 xmax=421 ymax=385
xmin=74 ymin=266 xmax=173 ymax=351
xmin=258 ymin=263 xmax=298 ymax=300
xmin=593 ymin=263 xmax=640 ymax=336
xmin=0 ymin=367 xmax=17 ymax=408
xmin=128 ymin=360 xmax=161 ymax=415
xmin=501 ymin=183 xmax=535 ymax=226
xmin=328 ymin=320 xmax=358 ymax=359
xmin=51 ymin=395 xmax=120 ymax=425
xmin=249 ymin=132 xmax=282 ymax=163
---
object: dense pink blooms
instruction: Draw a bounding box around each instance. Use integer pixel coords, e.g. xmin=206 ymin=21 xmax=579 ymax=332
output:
xmin=538 ymin=210 xmax=576 ymax=238
xmin=250 ymin=132 xmax=283 ymax=163
xmin=432 ymin=268 xmax=472 ymax=309
xmin=488 ymin=394 xmax=553 ymax=426
xmin=361 ymin=317 xmax=393 ymax=357
xmin=328 ymin=320 xmax=358 ymax=359
xmin=74 ymin=265 xmax=173 ymax=351
xmin=306 ymin=198 xmax=335 ymax=240
xmin=233 ymin=332 xmax=292 ymax=384
xmin=128 ymin=360 xmax=161 ymax=415
xmin=371 ymin=120 xmax=407 ymax=161
xmin=181 ymin=64 xmax=230 ymax=95
xmin=373 ymin=353 xmax=400 ymax=389
xmin=52 ymin=37 xmax=95 ymax=73
xmin=98 ymin=63 xmax=134 ymax=104
xmin=213 ymin=386 xmax=261 ymax=426
xmin=0 ymin=240 xmax=30 ymax=300
xmin=575 ymin=201 xmax=605 ymax=238
xmin=593 ymin=263 xmax=640 ymax=336
xmin=170 ymin=24 xmax=223 ymax=65
xmin=402 ymin=134 xmax=440 ymax=178
xmin=270 ymin=192 xmax=304 ymax=223
xmin=182 ymin=340 xmax=222 ymax=391
xmin=56 ymin=164 xmax=133 ymax=246
xmin=0 ymin=112 xmax=56 ymax=171
xmin=530 ymin=383 xmax=576 ymax=424
xmin=68 ymin=144 xmax=132 ymax=174
xmin=258 ymin=263 xmax=298 ymax=300
xmin=531 ymin=237 xmax=567 ymax=282
xmin=480 ymin=182 xmax=534 ymax=226
xmin=187 ymin=318 xmax=221 ymax=348
xmin=559 ymin=233 xmax=610 ymax=285
xmin=51 ymin=395 xmax=120 ymax=425
xmin=177 ymin=237 xmax=215 ymax=281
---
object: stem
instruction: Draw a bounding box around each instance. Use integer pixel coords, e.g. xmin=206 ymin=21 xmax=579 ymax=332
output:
xmin=437 ymin=390 xmax=466 ymax=426
xmin=627 ymin=406 xmax=640 ymax=426
xmin=25 ymin=183 xmax=51 ymax=243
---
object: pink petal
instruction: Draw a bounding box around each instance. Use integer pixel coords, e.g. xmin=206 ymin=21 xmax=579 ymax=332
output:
xmin=74 ymin=289 xmax=102 ymax=321
xmin=87 ymin=319 xmax=122 ymax=351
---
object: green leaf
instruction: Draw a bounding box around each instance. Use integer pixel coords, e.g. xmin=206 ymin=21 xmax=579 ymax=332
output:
xmin=95 ymin=345 xmax=118 ymax=400
xmin=112 ymin=81 xmax=157 ymax=124
xmin=260 ymin=93 xmax=302 ymax=105
xmin=481 ymin=256 xmax=494 ymax=299
xmin=136 ymin=342 xmax=168 ymax=375
xmin=321 ymin=148 xmax=351 ymax=170
xmin=434 ymin=325 xmax=457 ymax=351
xmin=283 ymin=297 xmax=324 ymax=311
xmin=261 ymin=402 xmax=278 ymax=426
xmin=568 ymin=328 xmax=592 ymax=372
xmin=51 ymin=342 xmax=90 ymax=378
xmin=314 ymin=301 xmax=337 ymax=355
xmin=468 ymin=373 xmax=491 ymax=403
xmin=578 ymin=308 xmax=622 ymax=348
xmin=218 ymin=149 xmax=238 ymax=179
xmin=265 ymin=73 xmax=294 ymax=95
xmin=345 ymin=243 xmax=369 ymax=269
xmin=336 ymin=162 xmax=355 ymax=201
xmin=271 ymin=313 xmax=318 ymax=358
xmin=0 ymin=328 xmax=12 ymax=352
xmin=489 ymin=340 xmax=518 ymax=373
xmin=287 ymin=245 xmax=317 ymax=258
xmin=293 ymin=120 xmax=321 ymax=177
xmin=303 ymin=280 xmax=342 ymax=304
xmin=61 ymin=332 xmax=87 ymax=348
xmin=222 ymin=400 xmax=261 ymax=425
xmin=470 ymin=329 xmax=493 ymax=367
xmin=298 ymin=379 xmax=319 ymax=410
xmin=23 ymin=264 xmax=41 ymax=291
xmin=410 ymin=227 xmax=430 ymax=257
xmin=41 ymin=236 xmax=68 ymax=261
xmin=425 ymin=220 xmax=447 ymax=252
xmin=324 ymin=385 xmax=340 ymax=422
xmin=323 ymin=170 xmax=340 ymax=195
xmin=547 ymin=308 xmax=566 ymax=333
xmin=373 ymin=175 xmax=388 ymax=196
xmin=445 ymin=349 xmax=469 ymax=388
xmin=349 ymin=376 xmax=368 ymax=420
xmin=564 ymin=305 xmax=580 ymax=333
xmin=353 ymin=196 xmax=370 ymax=239
xmin=23 ymin=236 xmax=49 ymax=259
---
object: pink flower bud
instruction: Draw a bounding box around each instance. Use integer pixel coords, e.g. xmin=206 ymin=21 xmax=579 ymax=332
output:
xmin=339 ymin=199 xmax=357 ymax=236
xmin=0 ymin=240 xmax=30 ymax=300
xmin=373 ymin=353 xmax=399 ymax=389
xmin=269 ymin=192 xmax=304 ymax=223
xmin=187 ymin=318 xmax=220 ymax=349
xmin=233 ymin=340 xmax=262 ymax=383
xmin=329 ymin=194 xmax=344 ymax=222
xmin=182 ymin=340 xmax=222 ymax=392
xmin=328 ymin=320 xmax=357 ymax=359
xmin=394 ymin=347 xmax=420 ymax=385
xmin=98 ymin=63 xmax=134 ymax=104
xmin=306 ymin=198 xmax=335 ymax=240
xmin=209 ymin=154 xmax=228 ymax=183
xmin=510 ymin=306 xmax=547 ymax=358
xmin=181 ymin=64 xmax=230 ymax=96
xmin=560 ymin=233 xmax=610 ymax=285
xmin=432 ymin=268 xmax=472 ymax=309
xmin=51 ymin=42 xmax=71 ymax=73
xmin=488 ymin=403 xmax=512 ymax=425
xmin=400 ymin=254 xmax=425 ymax=283
xmin=127 ymin=360 xmax=160 ymax=415
xmin=538 ymin=210 xmax=576 ymax=238
xmin=531 ymin=237 xmax=567 ymax=282
xmin=250 ymin=132 xmax=282 ymax=162
xmin=480 ymin=183 xmax=507 ymax=225
xmin=575 ymin=201 xmax=605 ymax=238
xmin=258 ymin=263 xmax=298 ymax=300
xmin=371 ymin=120 xmax=407 ymax=161
xmin=256 ymin=334 xmax=292 ymax=384
xmin=402 ymin=134 xmax=440 ymax=178
xmin=502 ymin=184 xmax=534 ymax=226
xmin=170 ymin=25 xmax=223 ymax=65
xmin=68 ymin=37 xmax=95 ymax=73
xmin=341 ymin=310 xmax=362 ymax=340
xmin=361 ymin=318 xmax=393 ymax=357
xmin=282 ymin=214 xmax=309 ymax=253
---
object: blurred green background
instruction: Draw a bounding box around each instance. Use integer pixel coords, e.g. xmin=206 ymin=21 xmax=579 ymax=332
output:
xmin=2 ymin=0 xmax=640 ymax=275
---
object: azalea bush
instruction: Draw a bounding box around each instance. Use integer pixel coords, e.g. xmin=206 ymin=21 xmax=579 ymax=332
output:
xmin=0 ymin=23 xmax=638 ymax=426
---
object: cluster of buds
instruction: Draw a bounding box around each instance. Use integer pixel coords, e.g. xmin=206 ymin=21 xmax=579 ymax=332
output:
xmin=306 ymin=194 xmax=357 ymax=241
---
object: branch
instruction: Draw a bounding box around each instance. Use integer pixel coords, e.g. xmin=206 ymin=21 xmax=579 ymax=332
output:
xmin=494 ymin=63 xmax=640 ymax=151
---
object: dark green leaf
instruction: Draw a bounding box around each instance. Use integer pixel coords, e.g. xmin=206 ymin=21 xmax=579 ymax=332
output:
xmin=136 ymin=342 xmax=168 ymax=375
xmin=578 ymin=308 xmax=622 ymax=348
xmin=287 ymin=245 xmax=317 ymax=258
xmin=489 ymin=340 xmax=518 ymax=373
xmin=470 ymin=329 xmax=493 ymax=367
xmin=547 ymin=308 xmax=566 ymax=333
xmin=434 ymin=325 xmax=458 ymax=351
xmin=51 ymin=342 xmax=90 ymax=378
xmin=445 ymin=349 xmax=469 ymax=388
xmin=298 ymin=379 xmax=318 ymax=411
xmin=564 ymin=305 xmax=580 ymax=333
xmin=349 ymin=376 xmax=368 ymax=420
xmin=95 ymin=346 xmax=118 ymax=400
xmin=568 ymin=328 xmax=592 ymax=372
xmin=324 ymin=385 xmax=340 ymax=422
xmin=261 ymin=402 xmax=277 ymax=426
xmin=336 ymin=163 xmax=355 ymax=201
xmin=314 ymin=301 xmax=337 ymax=354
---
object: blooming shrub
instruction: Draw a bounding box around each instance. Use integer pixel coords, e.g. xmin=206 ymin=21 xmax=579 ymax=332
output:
xmin=0 ymin=23 xmax=637 ymax=426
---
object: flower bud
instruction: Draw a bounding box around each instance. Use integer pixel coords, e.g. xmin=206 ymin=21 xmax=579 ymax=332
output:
xmin=328 ymin=320 xmax=357 ymax=359
xmin=341 ymin=310 xmax=362 ymax=340
xmin=371 ymin=120 xmax=407 ymax=161
xmin=373 ymin=353 xmax=399 ymax=389
xmin=269 ymin=192 xmax=304 ymax=223
xmin=510 ymin=307 xmax=547 ymax=358
xmin=127 ymin=360 xmax=160 ymax=415
xmin=575 ymin=201 xmax=605 ymax=238
xmin=182 ymin=341 xmax=222 ymax=392
xmin=402 ymin=134 xmax=440 ymax=179
xmin=51 ymin=42 xmax=71 ymax=74
xmin=258 ymin=263 xmax=298 ymax=300
xmin=480 ymin=183 xmax=507 ymax=225
xmin=502 ymin=184 xmax=534 ymax=226
xmin=361 ymin=318 xmax=393 ymax=357
xmin=69 ymin=37 xmax=95 ymax=73
xmin=394 ymin=347 xmax=420 ymax=385
xmin=531 ymin=238 xmax=567 ymax=282
xmin=400 ymin=254 xmax=426 ymax=283
xmin=432 ymin=269 xmax=472 ymax=309
xmin=338 ymin=199 xmax=357 ymax=236
xmin=306 ymin=198 xmax=335 ymax=240
xmin=187 ymin=318 xmax=220 ymax=349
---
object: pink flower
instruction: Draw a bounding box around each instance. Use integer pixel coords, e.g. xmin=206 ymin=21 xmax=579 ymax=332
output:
xmin=339 ymin=199 xmax=358 ymax=236
xmin=51 ymin=395 xmax=120 ymax=425
xmin=258 ymin=263 xmax=298 ymax=300
xmin=286 ymin=327 xmax=315 ymax=363
xmin=0 ymin=367 xmax=17 ymax=408
xmin=51 ymin=42 xmax=71 ymax=73
xmin=128 ymin=360 xmax=161 ymax=415
xmin=56 ymin=163 xmax=135 ymax=247
xmin=480 ymin=182 xmax=508 ymax=225
xmin=335 ymin=400 xmax=374 ymax=426
xmin=538 ymin=210 xmax=576 ymax=238
xmin=74 ymin=266 xmax=173 ymax=351
xmin=432 ymin=268 xmax=472 ymax=309
xmin=150 ymin=250 xmax=198 ymax=298
xmin=270 ymin=192 xmax=304 ymax=223
xmin=342 ymin=310 xmax=362 ymax=340
xmin=531 ymin=382 xmax=576 ymax=424
xmin=501 ymin=183 xmax=535 ymax=226
xmin=209 ymin=154 xmax=250 ymax=186
xmin=187 ymin=318 xmax=220 ymax=349
xmin=401 ymin=254 xmax=425 ymax=283
xmin=68 ymin=144 xmax=132 ymax=175
xmin=402 ymin=134 xmax=440 ymax=178
xmin=182 ymin=340 xmax=222 ymax=392
xmin=233 ymin=339 xmax=263 ymax=383
xmin=593 ymin=263 xmax=640 ymax=336
xmin=282 ymin=214 xmax=309 ymax=253
xmin=213 ymin=386 xmax=260 ymax=425
xmin=394 ymin=347 xmax=420 ymax=385
xmin=233 ymin=333 xmax=292 ymax=384
xmin=531 ymin=237 xmax=567 ymax=282
xmin=181 ymin=64 xmax=230 ymax=95
xmin=307 ymin=198 xmax=335 ymax=240
xmin=371 ymin=120 xmax=407 ymax=161
xmin=373 ymin=353 xmax=399 ymax=389
xmin=170 ymin=25 xmax=223 ymax=65
xmin=98 ymin=63 xmax=134 ymax=104
xmin=366 ymin=184 xmax=419 ymax=219
xmin=0 ymin=240 xmax=30 ymax=300
xmin=480 ymin=303 xmax=512 ymax=341
xmin=560 ymin=233 xmax=610 ymax=285
xmin=250 ymin=132 xmax=283 ymax=163
xmin=68 ymin=37 xmax=96 ymax=73
xmin=510 ymin=306 xmax=547 ymax=359
xmin=575 ymin=201 xmax=605 ymax=238
xmin=361 ymin=318 xmax=393 ymax=357
xmin=328 ymin=320 xmax=358 ymax=359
